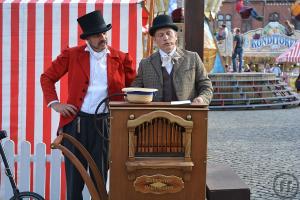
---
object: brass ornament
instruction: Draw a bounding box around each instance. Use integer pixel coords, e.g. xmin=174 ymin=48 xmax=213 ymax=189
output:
xmin=134 ymin=174 xmax=184 ymax=194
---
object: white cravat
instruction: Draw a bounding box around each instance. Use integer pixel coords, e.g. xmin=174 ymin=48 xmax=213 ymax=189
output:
xmin=81 ymin=43 xmax=110 ymax=114
xmin=159 ymin=48 xmax=176 ymax=74
xmin=161 ymin=55 xmax=172 ymax=67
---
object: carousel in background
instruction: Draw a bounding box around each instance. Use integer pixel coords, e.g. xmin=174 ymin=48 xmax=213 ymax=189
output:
xmin=207 ymin=0 xmax=300 ymax=109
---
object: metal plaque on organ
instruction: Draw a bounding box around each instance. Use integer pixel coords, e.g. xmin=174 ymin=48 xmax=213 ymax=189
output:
xmin=133 ymin=174 xmax=184 ymax=194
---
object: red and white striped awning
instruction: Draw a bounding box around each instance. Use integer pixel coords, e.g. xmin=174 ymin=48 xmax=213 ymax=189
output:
xmin=276 ymin=40 xmax=300 ymax=63
xmin=0 ymin=0 xmax=143 ymax=150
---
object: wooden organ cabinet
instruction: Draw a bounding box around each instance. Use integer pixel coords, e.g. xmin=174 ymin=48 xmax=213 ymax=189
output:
xmin=109 ymin=102 xmax=208 ymax=200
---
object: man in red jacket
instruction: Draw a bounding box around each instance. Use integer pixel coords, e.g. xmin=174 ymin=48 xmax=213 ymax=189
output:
xmin=40 ymin=10 xmax=136 ymax=200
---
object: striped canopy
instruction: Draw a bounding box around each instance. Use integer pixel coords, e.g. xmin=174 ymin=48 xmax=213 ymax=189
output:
xmin=276 ymin=40 xmax=300 ymax=63
xmin=0 ymin=0 xmax=143 ymax=150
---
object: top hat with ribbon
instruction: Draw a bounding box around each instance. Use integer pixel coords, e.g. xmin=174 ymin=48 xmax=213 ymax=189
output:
xmin=149 ymin=14 xmax=178 ymax=36
xmin=77 ymin=10 xmax=112 ymax=39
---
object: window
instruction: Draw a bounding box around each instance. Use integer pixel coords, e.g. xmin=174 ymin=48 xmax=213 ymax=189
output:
xmin=217 ymin=14 xmax=232 ymax=31
xmin=217 ymin=14 xmax=224 ymax=28
xmin=269 ymin=12 xmax=280 ymax=22
xmin=225 ymin=14 xmax=232 ymax=31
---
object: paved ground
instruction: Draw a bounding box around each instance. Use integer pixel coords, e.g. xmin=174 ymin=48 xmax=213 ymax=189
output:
xmin=207 ymin=106 xmax=300 ymax=200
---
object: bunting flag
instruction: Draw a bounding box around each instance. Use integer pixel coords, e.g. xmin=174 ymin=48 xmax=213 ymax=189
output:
xmin=0 ymin=0 xmax=143 ymax=152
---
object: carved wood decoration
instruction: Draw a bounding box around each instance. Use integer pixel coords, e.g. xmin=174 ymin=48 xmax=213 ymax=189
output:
xmin=135 ymin=118 xmax=185 ymax=156
xmin=126 ymin=110 xmax=194 ymax=181
xmin=109 ymin=102 xmax=208 ymax=200
xmin=134 ymin=174 xmax=184 ymax=194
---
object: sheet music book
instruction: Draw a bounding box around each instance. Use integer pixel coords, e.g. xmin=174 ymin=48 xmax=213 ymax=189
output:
xmin=170 ymin=100 xmax=191 ymax=105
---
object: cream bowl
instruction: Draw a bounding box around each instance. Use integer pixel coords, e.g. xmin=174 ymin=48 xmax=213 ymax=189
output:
xmin=122 ymin=87 xmax=158 ymax=103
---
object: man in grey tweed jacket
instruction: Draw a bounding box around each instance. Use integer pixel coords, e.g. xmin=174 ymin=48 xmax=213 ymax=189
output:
xmin=132 ymin=14 xmax=213 ymax=104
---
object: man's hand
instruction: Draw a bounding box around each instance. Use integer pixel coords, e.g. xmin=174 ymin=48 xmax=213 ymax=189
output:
xmin=192 ymin=97 xmax=205 ymax=105
xmin=51 ymin=102 xmax=77 ymax=117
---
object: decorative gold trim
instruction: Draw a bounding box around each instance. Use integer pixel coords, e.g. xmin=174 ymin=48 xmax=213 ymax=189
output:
xmin=127 ymin=110 xmax=193 ymax=128
xmin=134 ymin=174 xmax=184 ymax=194
xmin=110 ymin=107 xmax=208 ymax=111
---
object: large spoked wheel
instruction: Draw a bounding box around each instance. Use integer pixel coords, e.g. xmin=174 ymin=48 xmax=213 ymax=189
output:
xmin=10 ymin=192 xmax=45 ymax=200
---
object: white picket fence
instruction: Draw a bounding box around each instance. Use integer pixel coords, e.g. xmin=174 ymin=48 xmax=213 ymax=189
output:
xmin=0 ymin=140 xmax=91 ymax=200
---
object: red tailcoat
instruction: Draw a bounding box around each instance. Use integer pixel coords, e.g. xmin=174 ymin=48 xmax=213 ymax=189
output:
xmin=40 ymin=44 xmax=136 ymax=129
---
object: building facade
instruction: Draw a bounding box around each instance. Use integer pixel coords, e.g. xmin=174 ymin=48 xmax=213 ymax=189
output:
xmin=217 ymin=0 xmax=298 ymax=33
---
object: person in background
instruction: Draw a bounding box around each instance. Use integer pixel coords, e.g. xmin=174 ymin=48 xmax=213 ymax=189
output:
xmin=282 ymin=71 xmax=289 ymax=84
xmin=232 ymin=28 xmax=244 ymax=73
xmin=284 ymin=20 xmax=295 ymax=36
xmin=224 ymin=64 xmax=230 ymax=73
xmin=268 ymin=63 xmax=274 ymax=72
xmin=271 ymin=63 xmax=282 ymax=77
xmin=40 ymin=10 xmax=136 ymax=200
xmin=216 ymin=24 xmax=228 ymax=42
xmin=244 ymin=64 xmax=251 ymax=72
xmin=264 ymin=64 xmax=272 ymax=73
xmin=295 ymin=73 xmax=300 ymax=93
xmin=254 ymin=64 xmax=259 ymax=72
xmin=132 ymin=14 xmax=213 ymax=104
xmin=236 ymin=0 xmax=264 ymax=21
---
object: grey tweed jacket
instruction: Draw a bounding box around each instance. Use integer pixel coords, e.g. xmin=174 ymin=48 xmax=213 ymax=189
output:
xmin=131 ymin=48 xmax=213 ymax=104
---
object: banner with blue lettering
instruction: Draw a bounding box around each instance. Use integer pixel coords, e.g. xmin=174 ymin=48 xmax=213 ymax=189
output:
xmin=242 ymin=22 xmax=300 ymax=57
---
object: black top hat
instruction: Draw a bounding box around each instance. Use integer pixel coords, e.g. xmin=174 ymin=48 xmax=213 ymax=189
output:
xmin=77 ymin=10 xmax=112 ymax=39
xmin=149 ymin=14 xmax=178 ymax=36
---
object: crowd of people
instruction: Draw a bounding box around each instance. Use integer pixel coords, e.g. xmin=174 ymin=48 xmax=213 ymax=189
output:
xmin=224 ymin=62 xmax=300 ymax=93
xmin=225 ymin=63 xmax=283 ymax=75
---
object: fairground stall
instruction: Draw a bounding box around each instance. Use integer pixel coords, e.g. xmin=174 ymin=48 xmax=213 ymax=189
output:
xmin=276 ymin=39 xmax=300 ymax=91
xmin=210 ymin=22 xmax=300 ymax=109
xmin=243 ymin=21 xmax=300 ymax=65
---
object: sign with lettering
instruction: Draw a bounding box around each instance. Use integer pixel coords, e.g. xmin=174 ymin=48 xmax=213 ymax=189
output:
xmin=243 ymin=22 xmax=300 ymax=57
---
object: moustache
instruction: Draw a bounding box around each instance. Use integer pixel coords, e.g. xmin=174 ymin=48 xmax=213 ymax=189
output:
xmin=99 ymin=40 xmax=107 ymax=45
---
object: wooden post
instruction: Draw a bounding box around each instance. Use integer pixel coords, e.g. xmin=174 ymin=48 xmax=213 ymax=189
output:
xmin=184 ymin=0 xmax=204 ymax=60
xmin=146 ymin=0 xmax=155 ymax=57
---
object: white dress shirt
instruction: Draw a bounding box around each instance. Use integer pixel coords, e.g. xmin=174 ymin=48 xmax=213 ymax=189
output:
xmin=159 ymin=48 xmax=176 ymax=74
xmin=80 ymin=43 xmax=110 ymax=114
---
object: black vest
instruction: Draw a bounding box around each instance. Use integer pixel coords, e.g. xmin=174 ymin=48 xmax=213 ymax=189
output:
xmin=161 ymin=67 xmax=178 ymax=102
